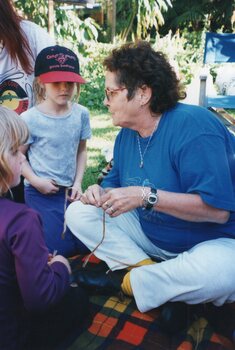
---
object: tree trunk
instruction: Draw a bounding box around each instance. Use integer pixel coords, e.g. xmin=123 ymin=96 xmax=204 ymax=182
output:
xmin=107 ymin=0 xmax=116 ymax=43
xmin=48 ymin=0 xmax=55 ymax=36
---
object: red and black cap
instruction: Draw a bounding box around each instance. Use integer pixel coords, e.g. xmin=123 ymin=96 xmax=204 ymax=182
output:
xmin=35 ymin=45 xmax=86 ymax=84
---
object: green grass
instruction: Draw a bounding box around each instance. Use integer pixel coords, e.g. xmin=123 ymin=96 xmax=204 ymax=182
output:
xmin=226 ymin=109 xmax=235 ymax=119
xmin=82 ymin=110 xmax=119 ymax=191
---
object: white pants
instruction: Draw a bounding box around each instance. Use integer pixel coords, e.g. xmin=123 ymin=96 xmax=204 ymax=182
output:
xmin=66 ymin=201 xmax=235 ymax=312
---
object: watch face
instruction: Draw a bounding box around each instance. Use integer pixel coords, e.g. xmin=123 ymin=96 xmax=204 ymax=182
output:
xmin=148 ymin=194 xmax=158 ymax=204
xmin=144 ymin=188 xmax=158 ymax=210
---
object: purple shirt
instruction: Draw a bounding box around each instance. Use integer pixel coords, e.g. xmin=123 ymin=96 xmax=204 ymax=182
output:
xmin=0 ymin=198 xmax=70 ymax=349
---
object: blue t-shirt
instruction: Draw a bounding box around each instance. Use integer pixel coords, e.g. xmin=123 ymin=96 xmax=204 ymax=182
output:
xmin=102 ymin=103 xmax=235 ymax=253
xmin=21 ymin=103 xmax=91 ymax=186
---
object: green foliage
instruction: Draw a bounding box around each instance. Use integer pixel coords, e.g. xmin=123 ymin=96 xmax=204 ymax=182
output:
xmin=164 ymin=0 xmax=234 ymax=33
xmin=14 ymin=0 xmax=100 ymax=46
xmin=115 ymin=0 xmax=172 ymax=41
xmin=55 ymin=9 xmax=100 ymax=48
xmin=136 ymin=0 xmax=172 ymax=39
xmin=226 ymin=110 xmax=235 ymax=119
xmin=79 ymin=42 xmax=115 ymax=111
xmin=15 ymin=0 xmax=48 ymax=27
xmin=152 ymin=30 xmax=204 ymax=86
xmin=179 ymin=30 xmax=204 ymax=84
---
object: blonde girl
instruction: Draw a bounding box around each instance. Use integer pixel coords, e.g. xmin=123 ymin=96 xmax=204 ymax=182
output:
xmin=0 ymin=106 xmax=88 ymax=349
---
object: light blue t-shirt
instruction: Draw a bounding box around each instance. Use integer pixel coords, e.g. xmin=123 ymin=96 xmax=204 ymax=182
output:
xmin=21 ymin=103 xmax=91 ymax=186
xmin=102 ymin=103 xmax=235 ymax=253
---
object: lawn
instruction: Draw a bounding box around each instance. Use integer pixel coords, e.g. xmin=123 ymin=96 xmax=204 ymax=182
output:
xmin=82 ymin=110 xmax=119 ymax=191
xmin=226 ymin=109 xmax=235 ymax=119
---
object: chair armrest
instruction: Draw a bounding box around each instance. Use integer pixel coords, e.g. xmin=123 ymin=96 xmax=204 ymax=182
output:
xmin=199 ymin=68 xmax=212 ymax=106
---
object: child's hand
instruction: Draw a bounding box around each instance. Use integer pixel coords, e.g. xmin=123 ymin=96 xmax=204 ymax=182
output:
xmin=48 ymin=250 xmax=57 ymax=262
xmin=32 ymin=177 xmax=59 ymax=195
xmin=67 ymin=185 xmax=82 ymax=202
xmin=48 ymin=254 xmax=71 ymax=274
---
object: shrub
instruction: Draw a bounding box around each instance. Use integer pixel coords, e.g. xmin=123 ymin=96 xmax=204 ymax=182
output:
xmin=79 ymin=42 xmax=115 ymax=111
xmin=78 ymin=32 xmax=205 ymax=112
xmin=152 ymin=30 xmax=204 ymax=86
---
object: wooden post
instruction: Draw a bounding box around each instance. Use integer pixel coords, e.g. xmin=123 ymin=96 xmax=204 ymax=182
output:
xmin=48 ymin=0 xmax=55 ymax=37
xmin=107 ymin=0 xmax=116 ymax=43
xmin=111 ymin=0 xmax=116 ymax=43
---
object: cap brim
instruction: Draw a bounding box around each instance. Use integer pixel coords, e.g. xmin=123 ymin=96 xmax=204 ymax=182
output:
xmin=39 ymin=71 xmax=86 ymax=84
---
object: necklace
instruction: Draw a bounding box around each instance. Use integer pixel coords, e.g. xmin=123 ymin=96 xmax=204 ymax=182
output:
xmin=136 ymin=119 xmax=158 ymax=168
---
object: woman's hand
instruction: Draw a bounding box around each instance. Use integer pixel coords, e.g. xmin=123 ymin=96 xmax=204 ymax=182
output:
xmin=80 ymin=184 xmax=106 ymax=207
xmin=100 ymin=186 xmax=143 ymax=217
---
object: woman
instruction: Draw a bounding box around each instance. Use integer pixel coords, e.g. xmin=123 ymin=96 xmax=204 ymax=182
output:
xmin=0 ymin=106 xmax=88 ymax=349
xmin=0 ymin=0 xmax=54 ymax=203
xmin=66 ymin=41 xmax=235 ymax=332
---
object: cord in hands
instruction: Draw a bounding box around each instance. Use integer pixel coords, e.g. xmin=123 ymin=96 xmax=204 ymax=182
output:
xmin=102 ymin=187 xmax=143 ymax=217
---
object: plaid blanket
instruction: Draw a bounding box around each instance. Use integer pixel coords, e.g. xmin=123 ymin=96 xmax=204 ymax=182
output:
xmin=67 ymin=257 xmax=235 ymax=350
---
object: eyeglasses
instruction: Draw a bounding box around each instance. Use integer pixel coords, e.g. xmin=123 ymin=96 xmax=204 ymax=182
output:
xmin=105 ymin=87 xmax=126 ymax=101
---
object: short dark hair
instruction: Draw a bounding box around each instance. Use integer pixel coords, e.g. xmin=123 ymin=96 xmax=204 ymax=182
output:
xmin=103 ymin=41 xmax=186 ymax=113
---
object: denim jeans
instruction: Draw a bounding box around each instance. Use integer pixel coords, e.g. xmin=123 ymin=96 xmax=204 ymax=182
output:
xmin=25 ymin=185 xmax=89 ymax=257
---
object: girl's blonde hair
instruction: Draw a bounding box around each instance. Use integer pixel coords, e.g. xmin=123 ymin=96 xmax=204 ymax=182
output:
xmin=0 ymin=106 xmax=28 ymax=196
xmin=33 ymin=78 xmax=81 ymax=105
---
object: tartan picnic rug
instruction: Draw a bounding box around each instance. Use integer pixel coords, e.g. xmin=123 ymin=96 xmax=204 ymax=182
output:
xmin=67 ymin=256 xmax=235 ymax=350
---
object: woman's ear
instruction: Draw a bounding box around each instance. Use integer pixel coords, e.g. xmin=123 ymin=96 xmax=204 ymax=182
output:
xmin=139 ymin=85 xmax=152 ymax=106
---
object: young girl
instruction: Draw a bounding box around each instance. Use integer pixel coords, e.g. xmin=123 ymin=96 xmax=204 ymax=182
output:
xmin=0 ymin=106 xmax=88 ymax=349
xmin=21 ymin=45 xmax=91 ymax=257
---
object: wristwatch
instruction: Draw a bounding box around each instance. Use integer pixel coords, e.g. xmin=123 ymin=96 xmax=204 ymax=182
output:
xmin=144 ymin=188 xmax=158 ymax=210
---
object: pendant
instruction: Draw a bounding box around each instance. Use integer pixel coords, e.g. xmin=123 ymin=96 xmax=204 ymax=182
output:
xmin=140 ymin=161 xmax=144 ymax=168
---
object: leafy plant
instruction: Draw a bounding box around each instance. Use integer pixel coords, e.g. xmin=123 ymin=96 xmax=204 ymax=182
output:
xmin=163 ymin=0 xmax=235 ymax=33
xmin=136 ymin=0 xmax=172 ymax=39
xmin=114 ymin=0 xmax=172 ymax=41
xmin=55 ymin=8 xmax=100 ymax=48
xmin=152 ymin=30 xmax=204 ymax=86
xmin=79 ymin=42 xmax=115 ymax=111
xmin=14 ymin=0 xmax=100 ymax=46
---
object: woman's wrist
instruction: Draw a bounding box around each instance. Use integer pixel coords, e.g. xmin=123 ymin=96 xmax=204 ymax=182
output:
xmin=140 ymin=186 xmax=151 ymax=207
xmin=141 ymin=186 xmax=159 ymax=210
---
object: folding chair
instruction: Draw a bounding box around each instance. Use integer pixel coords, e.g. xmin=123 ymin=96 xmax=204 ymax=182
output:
xmin=199 ymin=32 xmax=235 ymax=132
